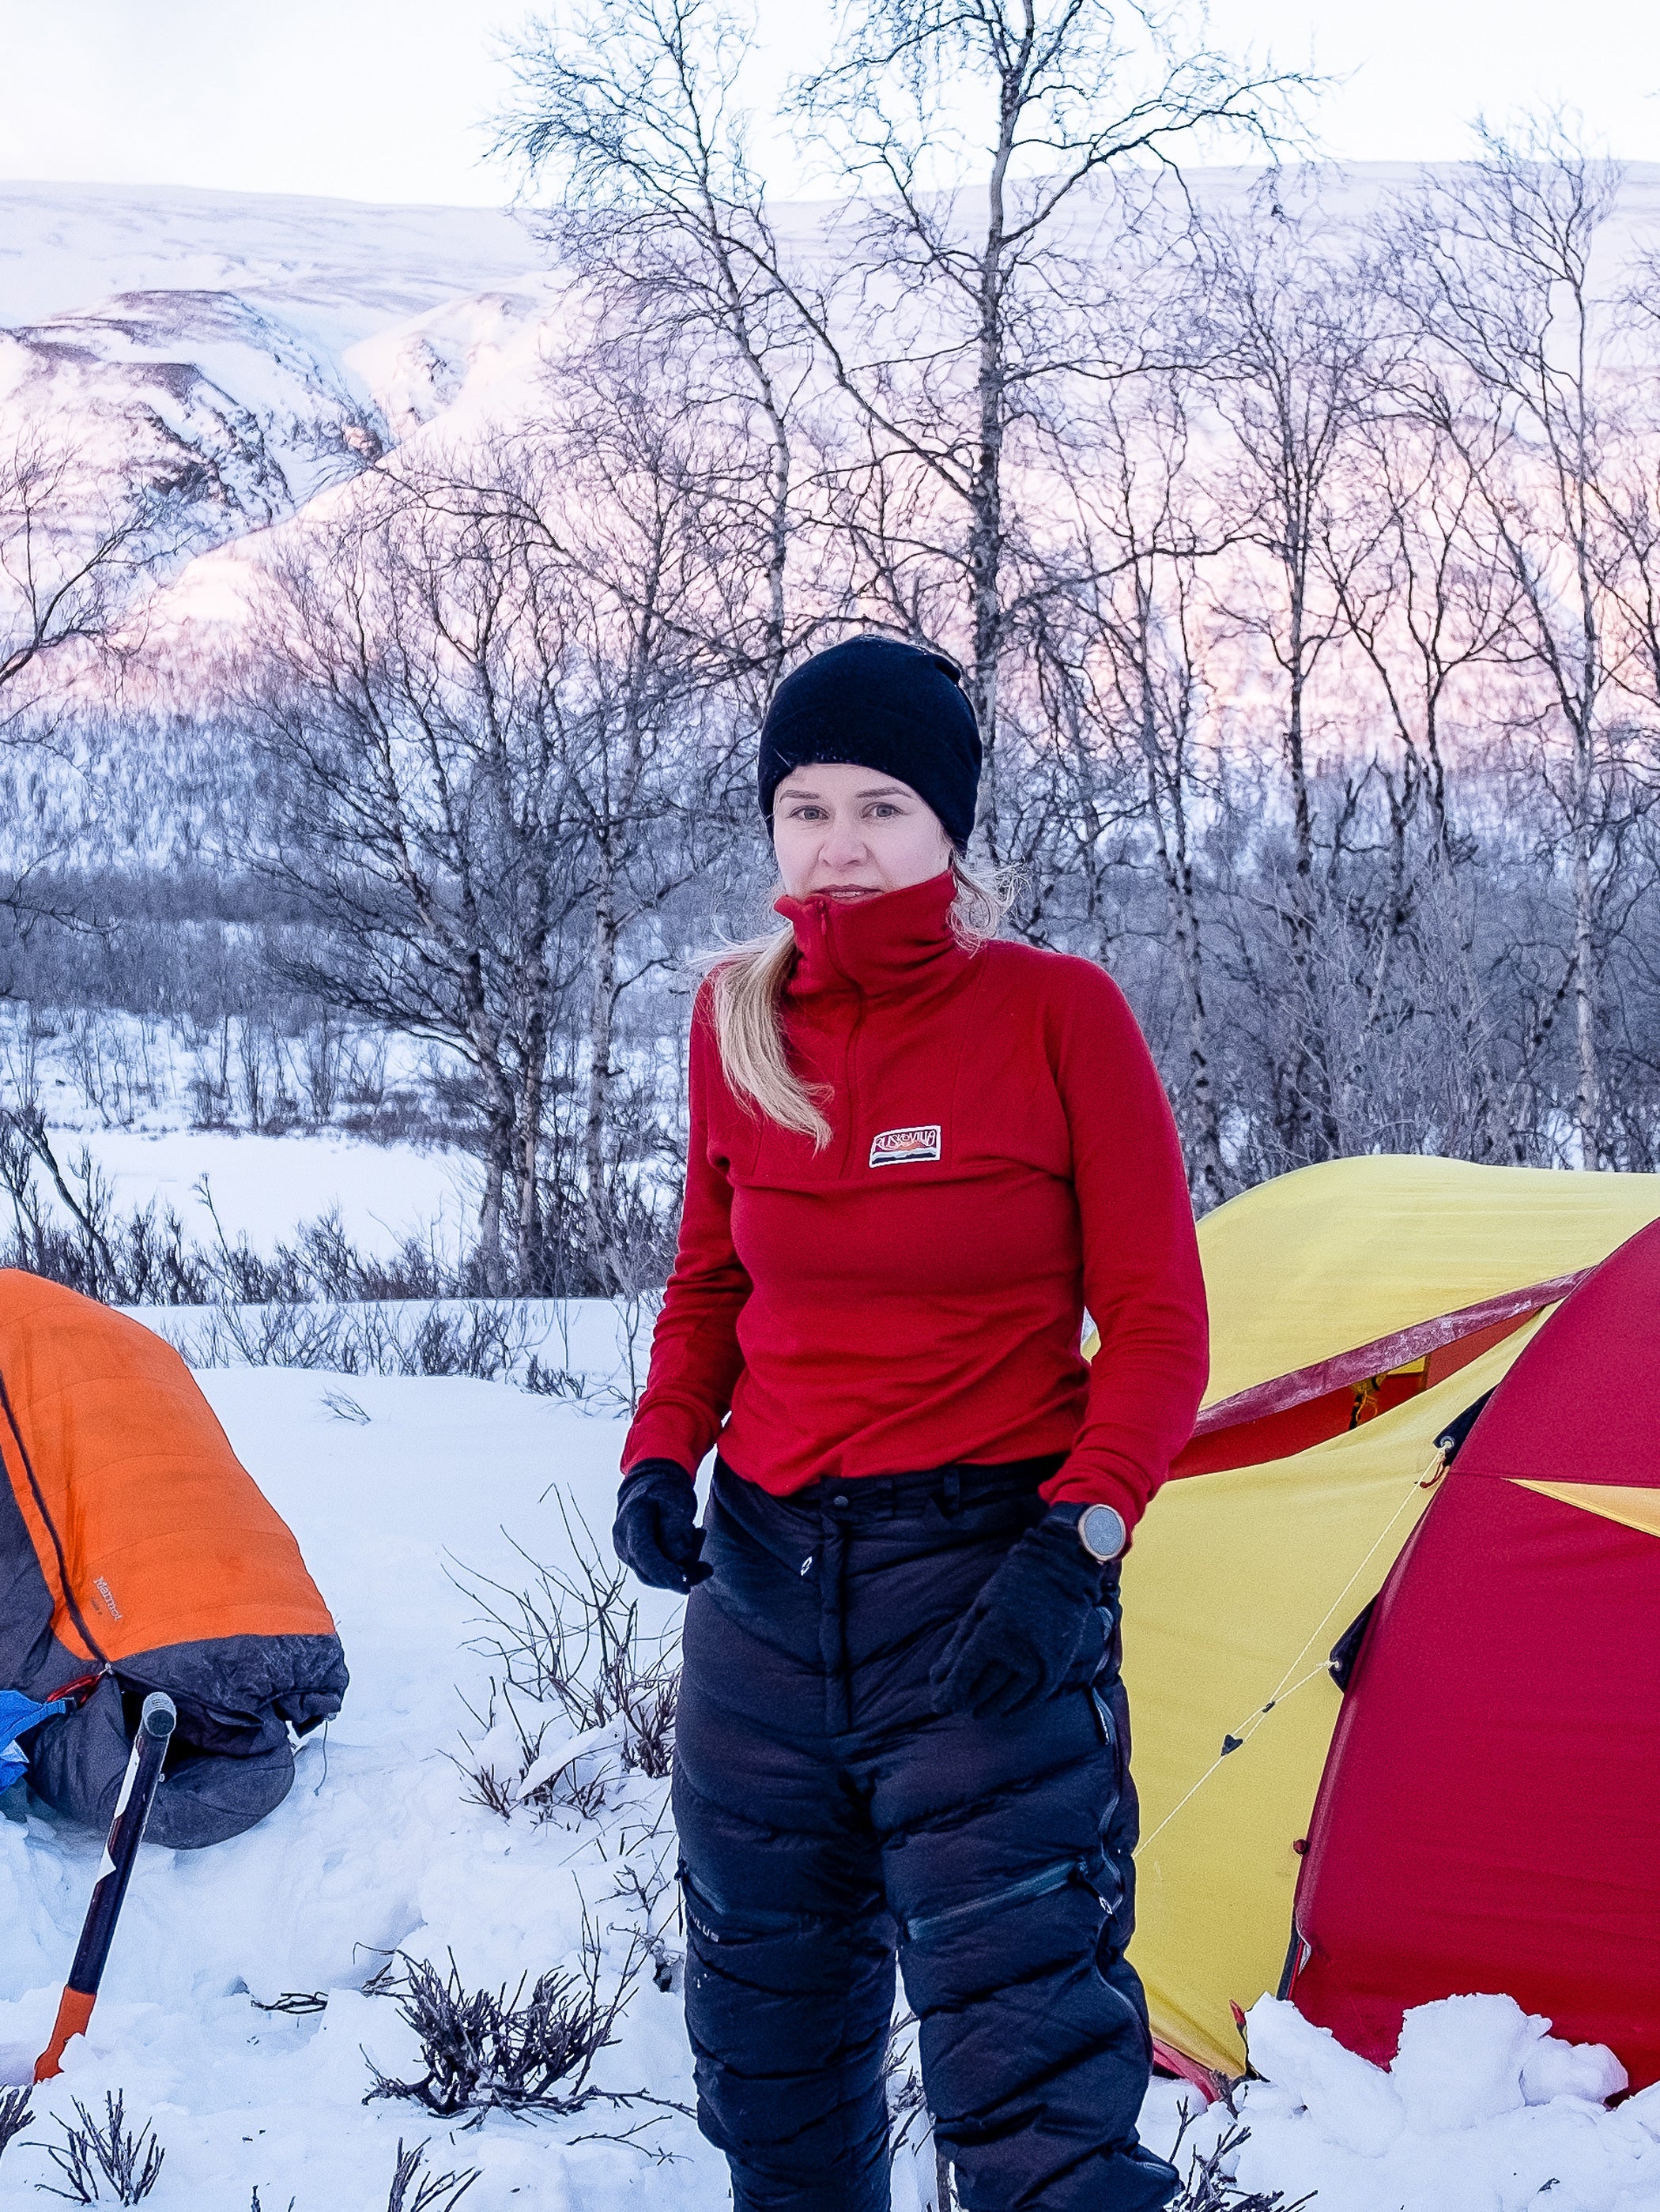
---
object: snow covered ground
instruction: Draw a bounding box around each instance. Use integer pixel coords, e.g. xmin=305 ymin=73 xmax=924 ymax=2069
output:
xmin=0 ymin=1361 xmax=1657 ymax=2209
xmin=0 ymin=1371 xmax=722 ymax=2210
xmin=72 ymin=1128 xmax=473 ymax=1262
xmin=0 ymin=1003 xmax=477 ymax=1263
xmin=1207 ymin=1992 xmax=1660 ymax=2211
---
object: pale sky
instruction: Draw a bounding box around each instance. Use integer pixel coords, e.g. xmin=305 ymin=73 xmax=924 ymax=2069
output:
xmin=0 ymin=0 xmax=1655 ymax=207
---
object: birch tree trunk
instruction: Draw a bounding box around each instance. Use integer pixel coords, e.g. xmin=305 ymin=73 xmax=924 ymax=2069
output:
xmin=1571 ymin=805 xmax=1602 ymax=1168
xmin=584 ymin=845 xmax=621 ymax=1291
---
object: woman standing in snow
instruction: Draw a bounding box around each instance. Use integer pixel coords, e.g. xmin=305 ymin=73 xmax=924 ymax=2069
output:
xmin=613 ymin=636 xmax=1207 ymax=2212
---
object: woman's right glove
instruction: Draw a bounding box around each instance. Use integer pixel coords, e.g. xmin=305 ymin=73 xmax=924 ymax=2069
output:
xmin=611 ymin=1460 xmax=712 ymax=1593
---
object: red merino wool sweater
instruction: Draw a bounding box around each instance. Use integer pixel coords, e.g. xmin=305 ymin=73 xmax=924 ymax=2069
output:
xmin=622 ymin=871 xmax=1209 ymax=1532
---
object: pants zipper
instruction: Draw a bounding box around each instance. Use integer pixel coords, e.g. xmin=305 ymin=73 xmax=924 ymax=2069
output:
xmin=901 ymin=1853 xmax=1102 ymax=1946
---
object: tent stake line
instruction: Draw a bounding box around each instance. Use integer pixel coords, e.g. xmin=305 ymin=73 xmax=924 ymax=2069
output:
xmin=36 ymin=1692 xmax=176 ymax=2082
xmin=1135 ymin=1458 xmax=1439 ymax=1862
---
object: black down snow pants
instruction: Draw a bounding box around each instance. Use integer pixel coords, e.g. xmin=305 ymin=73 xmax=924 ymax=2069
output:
xmin=673 ymin=1456 xmax=1178 ymax=2212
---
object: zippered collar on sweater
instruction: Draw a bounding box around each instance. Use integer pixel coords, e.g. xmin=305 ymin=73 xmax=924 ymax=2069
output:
xmin=775 ymin=870 xmax=973 ymax=1004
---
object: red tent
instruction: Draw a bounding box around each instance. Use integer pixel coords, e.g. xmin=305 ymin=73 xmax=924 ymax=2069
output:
xmin=1288 ymin=1216 xmax=1660 ymax=2082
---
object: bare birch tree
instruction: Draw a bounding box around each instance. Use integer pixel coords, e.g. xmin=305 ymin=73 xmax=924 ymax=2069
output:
xmin=768 ymin=1 xmax=1311 ymax=858
xmin=528 ymin=373 xmax=750 ymax=1290
xmin=240 ymin=452 xmax=594 ymax=1290
xmin=0 ymin=438 xmax=160 ymax=716
xmin=1322 ymin=409 xmax=1524 ymax=857
xmin=1044 ymin=374 xmax=1232 ymax=1207
xmin=496 ymin=0 xmax=816 ymax=703
xmin=1196 ymin=187 xmax=1385 ymax=1159
xmin=1385 ymin=117 xmax=1642 ymax=1166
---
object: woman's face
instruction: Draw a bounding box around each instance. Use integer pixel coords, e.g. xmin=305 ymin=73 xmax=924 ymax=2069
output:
xmin=772 ymin=763 xmax=954 ymax=903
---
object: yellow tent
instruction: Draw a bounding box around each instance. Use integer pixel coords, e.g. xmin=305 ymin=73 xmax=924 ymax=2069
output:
xmin=1119 ymin=1156 xmax=1660 ymax=2078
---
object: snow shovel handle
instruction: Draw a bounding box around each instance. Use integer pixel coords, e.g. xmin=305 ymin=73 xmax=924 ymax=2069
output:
xmin=36 ymin=1692 xmax=176 ymax=2082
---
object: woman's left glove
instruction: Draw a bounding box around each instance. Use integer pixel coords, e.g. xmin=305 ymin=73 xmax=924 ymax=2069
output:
xmin=930 ymin=1507 xmax=1107 ymax=1718
xmin=612 ymin=1460 xmax=713 ymax=1594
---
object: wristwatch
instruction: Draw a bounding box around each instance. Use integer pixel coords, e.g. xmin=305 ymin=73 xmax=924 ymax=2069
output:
xmin=1076 ymin=1503 xmax=1126 ymax=1562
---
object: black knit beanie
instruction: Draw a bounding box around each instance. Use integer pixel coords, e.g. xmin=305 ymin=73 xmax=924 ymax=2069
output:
xmin=757 ymin=636 xmax=982 ymax=853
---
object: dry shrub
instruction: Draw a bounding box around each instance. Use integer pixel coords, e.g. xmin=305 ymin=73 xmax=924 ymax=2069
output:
xmin=364 ymin=1918 xmax=649 ymax=2126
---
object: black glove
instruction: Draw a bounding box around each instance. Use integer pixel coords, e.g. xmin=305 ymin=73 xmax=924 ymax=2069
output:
xmin=930 ymin=1506 xmax=1105 ymax=1718
xmin=612 ymin=1460 xmax=712 ymax=1593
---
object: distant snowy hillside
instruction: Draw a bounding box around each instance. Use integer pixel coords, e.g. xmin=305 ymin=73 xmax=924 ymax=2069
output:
xmin=6 ymin=166 xmax=1660 ymax=635
xmin=0 ymin=288 xmax=384 ymax=529
xmin=0 ymin=183 xmax=553 ymax=557
xmin=0 ymin=185 xmax=538 ymax=331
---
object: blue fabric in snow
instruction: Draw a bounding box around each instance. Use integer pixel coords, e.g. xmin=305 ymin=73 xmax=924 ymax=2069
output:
xmin=0 ymin=1688 xmax=66 ymax=1792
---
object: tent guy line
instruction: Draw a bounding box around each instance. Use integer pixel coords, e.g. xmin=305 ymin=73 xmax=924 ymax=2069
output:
xmin=1135 ymin=1450 xmax=1439 ymax=1863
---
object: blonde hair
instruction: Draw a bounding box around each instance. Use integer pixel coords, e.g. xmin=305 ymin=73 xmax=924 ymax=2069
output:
xmin=706 ymin=857 xmax=1014 ymax=1148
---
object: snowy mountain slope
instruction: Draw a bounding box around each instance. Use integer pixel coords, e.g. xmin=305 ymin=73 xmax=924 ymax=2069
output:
xmin=0 ymin=184 xmax=540 ymax=338
xmin=0 ymin=184 xmax=553 ymax=557
xmin=0 ymin=288 xmax=384 ymax=529
xmin=7 ymin=166 xmax=1660 ymax=639
xmin=345 ymin=278 xmax=565 ymax=442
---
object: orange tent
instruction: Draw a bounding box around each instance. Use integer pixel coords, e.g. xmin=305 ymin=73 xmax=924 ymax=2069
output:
xmin=0 ymin=1270 xmax=345 ymax=1846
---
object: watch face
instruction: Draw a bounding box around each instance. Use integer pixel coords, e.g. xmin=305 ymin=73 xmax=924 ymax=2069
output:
xmin=1080 ymin=1505 xmax=1124 ymax=1561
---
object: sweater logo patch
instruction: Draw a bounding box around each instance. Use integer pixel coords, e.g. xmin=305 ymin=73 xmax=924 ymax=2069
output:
xmin=870 ymin=1125 xmax=941 ymax=1167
